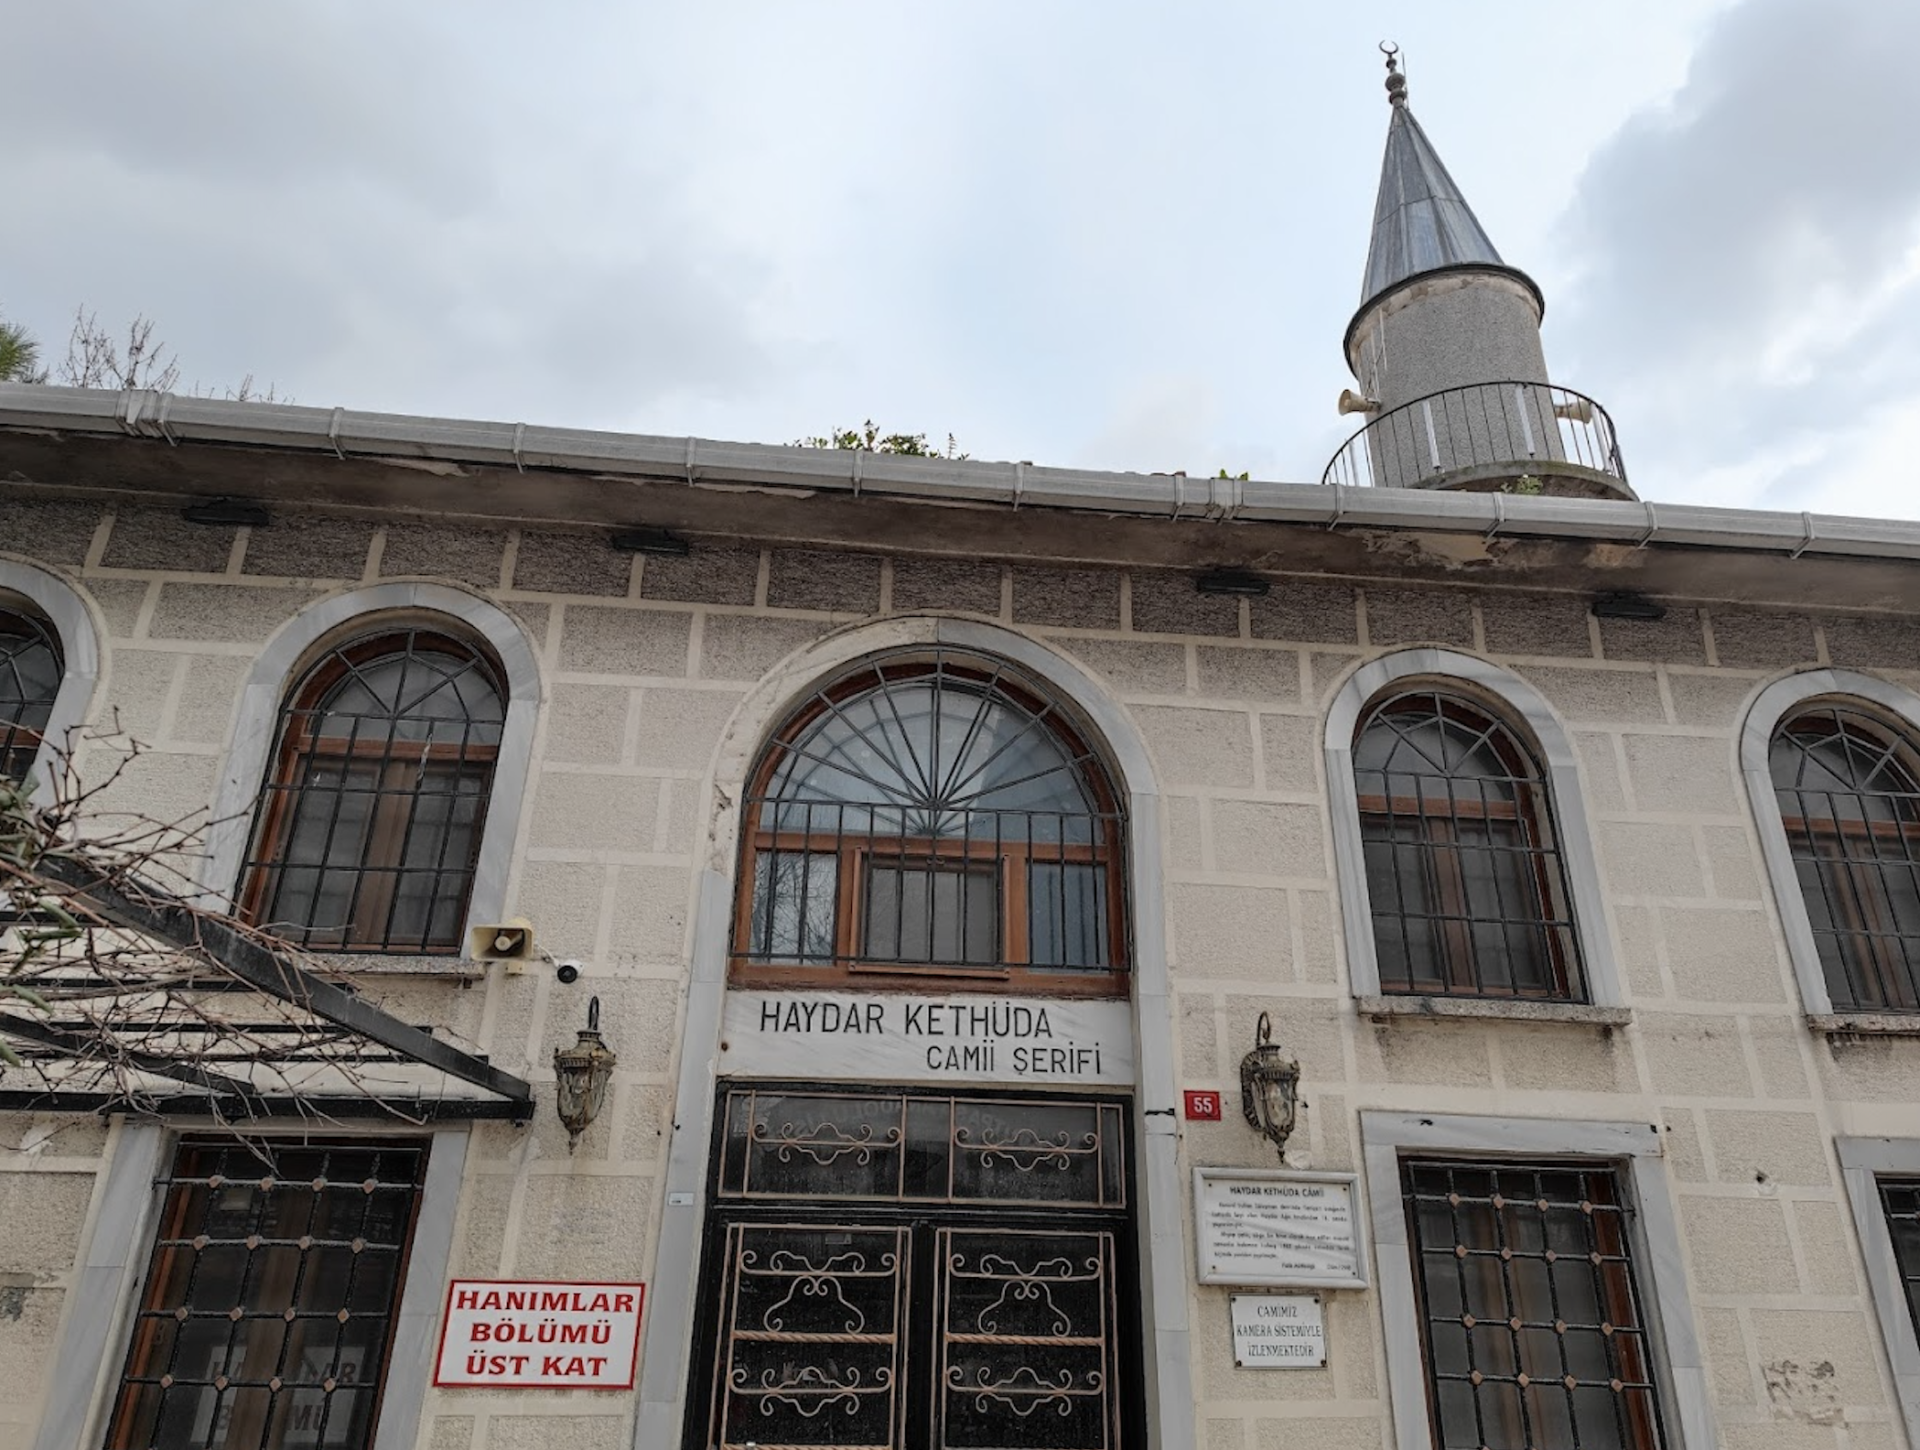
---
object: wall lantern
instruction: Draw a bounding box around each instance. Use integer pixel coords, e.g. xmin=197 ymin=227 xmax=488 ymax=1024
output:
xmin=1239 ymin=1011 xmax=1301 ymax=1160
xmin=553 ymin=995 xmax=617 ymax=1149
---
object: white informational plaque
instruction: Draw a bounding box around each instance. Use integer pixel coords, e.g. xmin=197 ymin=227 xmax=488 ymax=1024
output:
xmin=1193 ymin=1168 xmax=1368 ymax=1289
xmin=1229 ymin=1294 xmax=1326 ymax=1368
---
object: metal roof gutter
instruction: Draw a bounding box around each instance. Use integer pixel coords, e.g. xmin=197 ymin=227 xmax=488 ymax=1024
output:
xmin=0 ymin=383 xmax=1910 ymax=566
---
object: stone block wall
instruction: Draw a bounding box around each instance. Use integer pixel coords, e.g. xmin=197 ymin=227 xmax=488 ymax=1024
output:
xmin=0 ymin=1115 xmax=114 ymax=1443
xmin=7 ymin=502 xmax=1920 ymax=1447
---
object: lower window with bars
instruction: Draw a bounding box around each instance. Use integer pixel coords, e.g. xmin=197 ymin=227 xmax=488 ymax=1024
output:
xmin=1877 ymin=1177 xmax=1920 ymax=1341
xmin=103 ymin=1139 xmax=427 ymax=1450
xmin=1402 ymin=1158 xmax=1668 ymax=1450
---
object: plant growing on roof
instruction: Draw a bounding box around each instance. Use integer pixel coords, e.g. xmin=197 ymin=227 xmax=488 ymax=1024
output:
xmin=798 ymin=419 xmax=968 ymax=459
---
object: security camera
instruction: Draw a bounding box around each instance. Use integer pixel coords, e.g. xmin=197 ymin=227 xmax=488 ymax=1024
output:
xmin=555 ymin=960 xmax=582 ymax=985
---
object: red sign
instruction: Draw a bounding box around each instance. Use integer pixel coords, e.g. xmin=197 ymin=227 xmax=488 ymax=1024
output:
xmin=433 ymin=1280 xmax=645 ymax=1389
xmin=1184 ymin=1089 xmax=1223 ymax=1121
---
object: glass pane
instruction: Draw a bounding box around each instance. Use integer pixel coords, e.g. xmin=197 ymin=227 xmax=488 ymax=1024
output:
xmin=951 ymin=1100 xmax=1107 ymax=1204
xmin=1364 ymin=822 xmax=1442 ymax=992
xmin=261 ymin=763 xmax=380 ymax=943
xmin=749 ymin=850 xmax=838 ymax=962
xmin=742 ymin=656 xmax=1125 ymax=976
xmin=384 ymin=767 xmax=488 ymax=949
xmin=1880 ymin=1178 xmax=1920 ymax=1353
xmin=1458 ymin=816 xmax=1556 ymax=994
xmin=937 ymin=1229 xmax=1116 ymax=1450
xmin=244 ymin=633 xmax=502 ymax=951
xmin=0 ymin=610 xmax=60 ymax=779
xmin=1355 ymin=701 xmax=1525 ymax=796
xmin=1029 ymin=862 xmax=1108 ymax=969
xmin=1356 ymin=692 xmax=1579 ymax=999
xmin=863 ymin=861 xmax=999 ymax=966
xmin=769 ymin=674 xmax=1094 ymax=822
xmin=736 ymin=1092 xmax=906 ymax=1199
xmin=314 ymin=647 xmax=503 ymax=745
xmin=716 ymin=1224 xmax=906 ymax=1450
xmin=1775 ymin=708 xmax=1920 ymax=1011
xmin=719 ymin=1090 xmax=1123 ymax=1210
xmin=104 ymin=1142 xmax=425 ymax=1450
xmin=1403 ymin=1160 xmax=1665 ymax=1450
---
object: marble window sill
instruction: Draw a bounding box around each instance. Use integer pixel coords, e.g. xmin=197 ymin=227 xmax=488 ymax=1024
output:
xmin=1809 ymin=1011 xmax=1920 ymax=1040
xmin=315 ymin=951 xmax=487 ymax=981
xmin=1355 ymin=995 xmax=1631 ymax=1028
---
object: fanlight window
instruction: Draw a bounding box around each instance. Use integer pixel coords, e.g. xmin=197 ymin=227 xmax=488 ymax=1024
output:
xmin=0 ymin=606 xmax=63 ymax=781
xmin=240 ymin=629 xmax=505 ymax=954
xmin=1355 ymin=689 xmax=1582 ymax=999
xmin=1771 ymin=705 xmax=1920 ymax=1012
xmin=734 ymin=652 xmax=1128 ymax=993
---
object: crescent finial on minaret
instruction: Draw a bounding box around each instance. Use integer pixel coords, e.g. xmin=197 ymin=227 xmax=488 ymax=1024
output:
xmin=1381 ymin=42 xmax=1408 ymax=108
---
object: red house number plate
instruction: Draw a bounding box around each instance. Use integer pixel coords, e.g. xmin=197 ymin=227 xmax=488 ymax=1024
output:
xmin=1183 ymin=1090 xmax=1223 ymax=1121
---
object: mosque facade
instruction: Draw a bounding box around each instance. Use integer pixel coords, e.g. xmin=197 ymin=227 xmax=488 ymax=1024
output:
xmin=3 ymin=54 xmax=1920 ymax=1450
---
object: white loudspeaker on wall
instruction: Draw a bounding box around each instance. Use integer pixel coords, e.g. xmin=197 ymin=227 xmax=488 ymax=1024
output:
xmin=468 ymin=917 xmax=536 ymax=963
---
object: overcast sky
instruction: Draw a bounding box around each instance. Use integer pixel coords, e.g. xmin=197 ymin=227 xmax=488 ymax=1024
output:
xmin=9 ymin=1 xmax=1920 ymax=520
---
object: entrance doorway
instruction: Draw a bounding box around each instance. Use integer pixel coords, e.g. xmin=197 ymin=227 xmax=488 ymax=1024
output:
xmin=686 ymin=1082 xmax=1142 ymax=1450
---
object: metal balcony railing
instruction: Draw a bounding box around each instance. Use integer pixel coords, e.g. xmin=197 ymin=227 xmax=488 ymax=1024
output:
xmin=1321 ymin=381 xmax=1629 ymax=495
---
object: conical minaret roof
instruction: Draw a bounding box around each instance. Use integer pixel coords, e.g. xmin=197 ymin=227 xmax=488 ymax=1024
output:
xmin=1356 ymin=52 xmax=1540 ymax=317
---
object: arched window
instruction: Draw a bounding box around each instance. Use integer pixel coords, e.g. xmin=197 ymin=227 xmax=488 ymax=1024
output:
xmin=0 ymin=607 xmax=63 ymax=781
xmin=239 ymin=628 xmax=506 ymax=953
xmin=1770 ymin=704 xmax=1920 ymax=1011
xmin=733 ymin=651 xmax=1128 ymax=994
xmin=1354 ymin=688 xmax=1582 ymax=999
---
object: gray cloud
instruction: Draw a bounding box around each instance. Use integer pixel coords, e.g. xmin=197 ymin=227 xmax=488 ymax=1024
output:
xmin=1555 ymin=0 xmax=1920 ymax=508
xmin=15 ymin=1 xmax=1899 ymax=515
xmin=3 ymin=5 xmax=774 ymax=422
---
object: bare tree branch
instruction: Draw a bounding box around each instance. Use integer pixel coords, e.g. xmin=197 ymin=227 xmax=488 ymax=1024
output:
xmin=56 ymin=308 xmax=182 ymax=392
xmin=0 ymin=726 xmax=531 ymax=1136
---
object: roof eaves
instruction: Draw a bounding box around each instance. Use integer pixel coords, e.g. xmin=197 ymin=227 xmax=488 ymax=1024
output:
xmin=2 ymin=384 xmax=1918 ymax=568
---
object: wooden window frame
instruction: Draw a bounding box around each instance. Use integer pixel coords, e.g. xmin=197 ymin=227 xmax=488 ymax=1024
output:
xmin=730 ymin=658 xmax=1130 ymax=999
xmin=238 ymin=632 xmax=502 ymax=955
xmin=688 ymin=1083 xmax=1142 ymax=1450
xmin=1775 ymin=709 xmax=1920 ymax=1012
xmin=102 ymin=1138 xmax=428 ymax=1450
xmin=1356 ymin=692 xmax=1581 ymax=1002
xmin=1403 ymin=1158 xmax=1665 ymax=1450
xmin=0 ymin=605 xmax=62 ymax=781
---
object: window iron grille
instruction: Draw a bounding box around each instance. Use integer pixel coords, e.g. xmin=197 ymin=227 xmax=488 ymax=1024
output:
xmin=694 ymin=1084 xmax=1137 ymax=1450
xmin=734 ymin=652 xmax=1130 ymax=995
xmin=935 ymin=1225 xmax=1121 ymax=1450
xmin=103 ymin=1139 xmax=427 ymax=1450
xmin=0 ymin=606 xmax=62 ymax=781
xmin=718 ymin=1087 xmax=1127 ymax=1209
xmin=1771 ymin=706 xmax=1920 ymax=1012
xmin=239 ymin=630 xmax=504 ymax=954
xmin=1877 ymin=1178 xmax=1920 ymax=1345
xmin=708 ymin=1220 xmax=911 ymax=1450
xmin=1355 ymin=690 xmax=1583 ymax=1000
xmin=1403 ymin=1158 xmax=1666 ymax=1450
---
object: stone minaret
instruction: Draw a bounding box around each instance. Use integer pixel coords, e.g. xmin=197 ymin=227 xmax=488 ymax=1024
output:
xmin=1333 ymin=50 xmax=1633 ymax=500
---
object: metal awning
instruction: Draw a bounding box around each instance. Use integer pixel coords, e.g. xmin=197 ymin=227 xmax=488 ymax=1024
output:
xmin=0 ymin=854 xmax=533 ymax=1123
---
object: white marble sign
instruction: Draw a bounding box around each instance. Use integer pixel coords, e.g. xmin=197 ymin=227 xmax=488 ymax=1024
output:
xmin=720 ymin=990 xmax=1134 ymax=1086
xmin=1229 ymin=1294 xmax=1326 ymax=1368
xmin=1194 ymin=1169 xmax=1368 ymax=1288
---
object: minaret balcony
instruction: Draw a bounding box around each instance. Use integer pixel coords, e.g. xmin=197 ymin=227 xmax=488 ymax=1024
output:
xmin=1321 ymin=381 xmax=1633 ymax=501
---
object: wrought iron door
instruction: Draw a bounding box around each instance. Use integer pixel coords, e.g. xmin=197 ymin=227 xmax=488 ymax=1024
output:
xmin=689 ymin=1084 xmax=1140 ymax=1450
